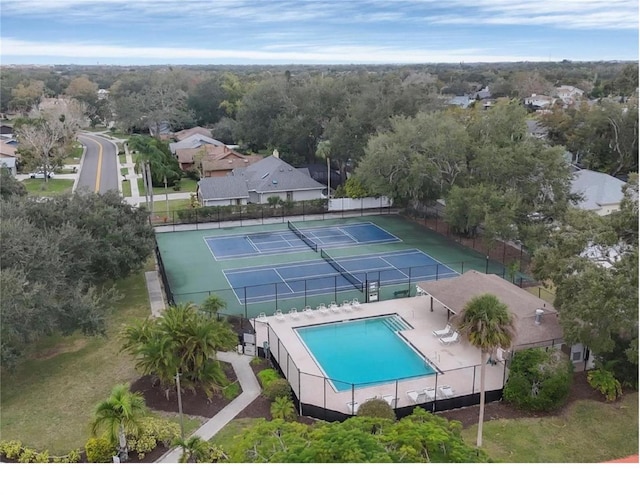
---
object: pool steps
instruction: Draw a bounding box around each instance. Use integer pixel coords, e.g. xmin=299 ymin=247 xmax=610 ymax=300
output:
xmin=382 ymin=314 xmax=411 ymax=332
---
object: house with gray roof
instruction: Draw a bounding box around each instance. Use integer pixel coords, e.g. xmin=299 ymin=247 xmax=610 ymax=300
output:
xmin=570 ymin=167 xmax=626 ymax=216
xmin=197 ymin=150 xmax=325 ymax=205
xmin=197 ymin=175 xmax=249 ymax=206
xmin=169 ymin=134 xmax=225 ymax=154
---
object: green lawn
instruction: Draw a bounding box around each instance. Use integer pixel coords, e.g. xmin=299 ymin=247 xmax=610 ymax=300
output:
xmin=462 ymin=393 xmax=638 ymax=462
xmin=119 ymin=154 xmax=127 ymax=164
xmin=210 ymin=418 xmax=260 ymax=450
xmin=63 ymin=142 xmax=84 ymax=164
xmin=106 ymin=131 xmax=131 ymax=140
xmin=0 ymin=263 xmax=153 ymax=454
xmin=122 ymin=179 xmax=132 ymax=197
xmin=120 ymin=167 xmax=129 ymax=175
xmin=137 ymin=177 xmax=198 ymax=195
xmin=23 ymin=178 xmax=74 ymax=196
xmin=142 ymin=199 xmax=192 ymax=215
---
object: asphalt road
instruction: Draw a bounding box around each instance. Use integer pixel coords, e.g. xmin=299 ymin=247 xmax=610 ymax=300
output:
xmin=77 ymin=134 xmax=119 ymax=194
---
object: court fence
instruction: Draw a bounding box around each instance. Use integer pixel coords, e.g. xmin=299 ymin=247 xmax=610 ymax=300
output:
xmin=259 ymin=319 xmax=567 ymax=421
xmin=149 ymin=199 xmax=395 ymax=230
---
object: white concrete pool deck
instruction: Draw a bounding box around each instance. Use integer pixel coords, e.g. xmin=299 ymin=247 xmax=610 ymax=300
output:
xmin=253 ymin=295 xmax=507 ymax=415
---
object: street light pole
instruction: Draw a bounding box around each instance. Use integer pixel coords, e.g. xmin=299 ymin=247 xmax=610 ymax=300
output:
xmin=164 ymin=175 xmax=169 ymax=220
xmin=326 ymin=156 xmax=331 ymax=199
xmin=175 ymin=372 xmax=185 ymax=440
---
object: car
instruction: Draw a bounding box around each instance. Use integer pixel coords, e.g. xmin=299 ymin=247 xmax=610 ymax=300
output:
xmin=29 ymin=170 xmax=55 ymax=179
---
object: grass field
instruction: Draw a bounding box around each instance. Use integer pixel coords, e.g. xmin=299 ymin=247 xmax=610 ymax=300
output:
xmin=122 ymin=179 xmax=132 ymax=197
xmin=0 ymin=262 xmax=153 ymax=454
xmin=23 ymin=178 xmax=74 ymax=196
xmin=137 ymin=177 xmax=198 ymax=195
xmin=461 ymin=393 xmax=638 ymax=462
xmin=142 ymin=198 xmax=192 ymax=214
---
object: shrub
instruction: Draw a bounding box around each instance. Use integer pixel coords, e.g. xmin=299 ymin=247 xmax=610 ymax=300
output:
xmin=263 ymin=378 xmax=292 ymax=401
xmin=184 ymin=169 xmax=200 ymax=181
xmin=0 ymin=440 xmax=23 ymax=459
xmin=257 ymin=368 xmax=280 ymax=388
xmin=504 ymin=347 xmax=573 ymax=412
xmin=18 ymin=448 xmax=37 ymax=463
xmin=271 ymin=396 xmax=297 ymax=421
xmin=222 ymin=381 xmax=241 ymax=400
xmin=85 ymin=437 xmax=116 ymax=463
xmin=587 ymin=369 xmax=623 ymax=401
xmin=127 ymin=416 xmax=181 ymax=459
xmin=356 ymin=398 xmax=396 ymax=420
xmin=33 ymin=450 xmax=50 ymax=463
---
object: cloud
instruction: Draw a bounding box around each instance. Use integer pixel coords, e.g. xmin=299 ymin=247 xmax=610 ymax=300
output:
xmin=0 ymin=37 xmax=551 ymax=64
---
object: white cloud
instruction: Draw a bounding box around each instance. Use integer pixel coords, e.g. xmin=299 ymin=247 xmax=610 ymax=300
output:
xmin=0 ymin=37 xmax=551 ymax=64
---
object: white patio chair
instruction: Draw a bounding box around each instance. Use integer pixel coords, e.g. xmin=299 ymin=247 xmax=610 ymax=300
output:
xmin=288 ymin=308 xmax=299 ymax=320
xmin=256 ymin=312 xmax=267 ymax=322
xmin=274 ymin=309 xmax=285 ymax=321
xmin=424 ymin=387 xmax=436 ymax=401
xmin=303 ymin=306 xmax=314 ymax=318
xmin=406 ymin=390 xmax=426 ymax=404
xmin=382 ymin=395 xmax=398 ymax=408
xmin=438 ymin=385 xmax=454 ymax=399
xmin=351 ymin=298 xmax=361 ymax=309
xmin=347 ymin=401 xmax=359 ymax=415
xmin=316 ymin=303 xmax=328 ymax=314
xmin=341 ymin=300 xmax=353 ymax=311
xmin=432 ymin=324 xmax=452 ymax=338
xmin=439 ymin=331 xmax=460 ymax=345
xmin=329 ymin=302 xmax=339 ymax=313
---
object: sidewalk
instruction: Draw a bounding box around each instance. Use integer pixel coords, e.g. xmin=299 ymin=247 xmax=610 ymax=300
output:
xmin=124 ymin=191 xmax=193 ymax=207
xmin=144 ymin=268 xmax=261 ymax=463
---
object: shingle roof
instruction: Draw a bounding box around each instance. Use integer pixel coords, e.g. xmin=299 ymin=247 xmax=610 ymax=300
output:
xmin=169 ymin=134 xmax=224 ymax=153
xmin=231 ymin=156 xmax=324 ymax=193
xmin=416 ymin=271 xmax=562 ymax=348
xmin=198 ymin=176 xmax=249 ymax=200
xmin=174 ymin=127 xmax=212 ymax=141
xmin=571 ymin=168 xmax=625 ymax=210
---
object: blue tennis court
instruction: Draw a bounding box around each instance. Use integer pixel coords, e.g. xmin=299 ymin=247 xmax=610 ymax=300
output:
xmin=223 ymin=248 xmax=459 ymax=304
xmin=204 ymin=222 xmax=398 ymax=260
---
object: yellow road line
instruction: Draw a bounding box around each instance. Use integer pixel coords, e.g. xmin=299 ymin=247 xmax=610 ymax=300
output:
xmin=82 ymin=135 xmax=104 ymax=193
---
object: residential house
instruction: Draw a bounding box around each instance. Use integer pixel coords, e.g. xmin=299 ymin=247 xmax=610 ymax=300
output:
xmin=196 ymin=145 xmax=261 ymax=177
xmin=554 ymin=85 xmax=584 ymax=100
xmin=0 ymin=141 xmax=18 ymax=158
xmin=523 ymin=94 xmax=554 ymax=110
xmin=0 ymin=124 xmax=14 ymax=139
xmin=173 ymin=126 xmax=212 ymax=141
xmin=447 ymin=95 xmax=473 ymax=109
xmin=197 ymin=151 xmax=325 ymax=205
xmin=1 ymin=157 xmax=17 ymax=176
xmin=570 ymin=166 xmax=626 ymax=216
xmin=197 ymin=175 xmax=250 ymax=207
xmin=169 ymin=134 xmax=224 ymax=155
xmin=97 ymin=89 xmax=109 ymax=100
xmin=416 ymin=270 xmax=594 ymax=370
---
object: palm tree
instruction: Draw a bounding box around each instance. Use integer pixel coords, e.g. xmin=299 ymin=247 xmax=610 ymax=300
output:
xmin=270 ymin=396 xmax=297 ymax=421
xmin=172 ymin=435 xmax=210 ymax=463
xmin=91 ymin=384 xmax=147 ymax=462
xmin=200 ymin=293 xmax=227 ymax=319
xmin=452 ymin=293 xmax=515 ymax=448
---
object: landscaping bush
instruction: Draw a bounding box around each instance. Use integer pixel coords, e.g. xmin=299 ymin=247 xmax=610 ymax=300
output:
xmin=503 ymin=347 xmax=573 ymax=412
xmin=0 ymin=440 xmax=23 ymax=460
xmin=270 ymin=396 xmax=297 ymax=421
xmin=262 ymin=378 xmax=292 ymax=401
xmin=356 ymin=398 xmax=396 ymax=420
xmin=126 ymin=417 xmax=181 ymax=460
xmin=222 ymin=381 xmax=241 ymax=401
xmin=184 ymin=169 xmax=201 ymax=181
xmin=85 ymin=437 xmax=116 ymax=463
xmin=257 ymin=368 xmax=280 ymax=388
xmin=587 ymin=368 xmax=623 ymax=401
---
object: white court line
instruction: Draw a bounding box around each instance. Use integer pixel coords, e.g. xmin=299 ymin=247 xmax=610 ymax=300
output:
xmin=337 ymin=226 xmax=359 ymax=243
xmin=221 ymin=268 xmax=244 ymax=305
xmin=202 ymin=236 xmax=220 ymax=262
xmin=245 ymin=235 xmax=261 ymax=254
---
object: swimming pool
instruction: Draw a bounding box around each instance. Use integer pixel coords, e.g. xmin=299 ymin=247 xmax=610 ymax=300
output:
xmin=295 ymin=314 xmax=436 ymax=392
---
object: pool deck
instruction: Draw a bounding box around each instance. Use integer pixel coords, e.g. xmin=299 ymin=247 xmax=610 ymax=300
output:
xmin=253 ymin=295 xmax=507 ymax=416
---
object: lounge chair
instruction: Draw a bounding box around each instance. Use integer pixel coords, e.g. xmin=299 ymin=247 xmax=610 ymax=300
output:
xmin=274 ymin=309 xmax=285 ymax=321
xmin=406 ymin=390 xmax=426 ymax=404
xmin=256 ymin=312 xmax=267 ymax=322
xmin=438 ymin=385 xmax=454 ymax=399
xmin=316 ymin=303 xmax=328 ymax=314
xmin=439 ymin=331 xmax=460 ymax=345
xmin=351 ymin=298 xmax=361 ymax=309
xmin=432 ymin=324 xmax=452 ymax=338
xmin=382 ymin=395 xmax=397 ymax=408
xmin=347 ymin=401 xmax=359 ymax=415
xmin=303 ymin=306 xmax=314 ymax=318
xmin=329 ymin=302 xmax=339 ymax=313
xmin=288 ymin=308 xmax=299 ymax=320
xmin=424 ymin=387 xmax=436 ymax=401
xmin=341 ymin=300 xmax=352 ymax=311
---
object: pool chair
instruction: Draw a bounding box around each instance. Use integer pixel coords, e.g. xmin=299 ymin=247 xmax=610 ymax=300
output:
xmin=382 ymin=395 xmax=398 ymax=408
xmin=439 ymin=331 xmax=460 ymax=345
xmin=274 ymin=309 xmax=285 ymax=321
xmin=432 ymin=324 xmax=452 ymax=338
xmin=438 ymin=385 xmax=454 ymax=399
xmin=256 ymin=312 xmax=267 ymax=322
xmin=341 ymin=300 xmax=353 ymax=311
xmin=347 ymin=401 xmax=359 ymax=415
xmin=406 ymin=390 xmax=426 ymax=404
xmin=329 ymin=302 xmax=339 ymax=313
xmin=303 ymin=306 xmax=314 ymax=318
xmin=351 ymin=298 xmax=361 ymax=309
xmin=424 ymin=387 xmax=436 ymax=401
xmin=316 ymin=303 xmax=328 ymax=314
xmin=288 ymin=308 xmax=299 ymax=320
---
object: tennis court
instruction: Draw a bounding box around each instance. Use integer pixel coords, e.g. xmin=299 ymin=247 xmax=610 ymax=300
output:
xmin=224 ymin=248 xmax=457 ymax=304
xmin=204 ymin=221 xmax=398 ymax=260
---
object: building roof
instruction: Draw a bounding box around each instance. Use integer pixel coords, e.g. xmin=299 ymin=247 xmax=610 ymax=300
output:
xmin=0 ymin=141 xmax=17 ymax=157
xmin=571 ymin=168 xmax=625 ymax=210
xmin=447 ymin=96 xmax=473 ymax=108
xmin=169 ymin=134 xmax=224 ymax=153
xmin=198 ymin=176 xmax=249 ymax=200
xmin=174 ymin=126 xmax=213 ymax=141
xmin=416 ymin=270 xmax=563 ymax=348
xmin=231 ymin=155 xmax=324 ymax=193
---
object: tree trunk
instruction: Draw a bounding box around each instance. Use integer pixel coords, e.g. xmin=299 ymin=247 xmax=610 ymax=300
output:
xmin=477 ymin=351 xmax=487 ymax=448
xmin=118 ymin=422 xmax=129 ymax=462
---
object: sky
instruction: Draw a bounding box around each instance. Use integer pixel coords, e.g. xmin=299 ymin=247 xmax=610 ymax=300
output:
xmin=0 ymin=0 xmax=638 ymax=65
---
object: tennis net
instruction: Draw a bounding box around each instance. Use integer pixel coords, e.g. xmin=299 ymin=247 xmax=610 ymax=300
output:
xmin=320 ymin=249 xmax=364 ymax=293
xmin=287 ymin=221 xmax=318 ymax=252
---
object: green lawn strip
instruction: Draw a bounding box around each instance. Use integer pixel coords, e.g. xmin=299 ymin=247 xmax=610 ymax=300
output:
xmin=142 ymin=199 xmax=192 ymax=215
xmin=120 ymin=167 xmax=129 ymax=175
xmin=462 ymin=394 xmax=638 ymax=462
xmin=525 ymin=286 xmax=556 ymax=304
xmin=209 ymin=418 xmax=261 ymax=449
xmin=122 ymin=179 xmax=132 ymax=197
xmin=23 ymin=178 xmax=74 ymax=196
xmin=0 ymin=264 xmax=153 ymax=454
xmin=119 ymin=154 xmax=127 ymax=164
xmin=137 ymin=177 xmax=198 ymax=196
xmin=106 ymin=131 xmax=130 ymax=139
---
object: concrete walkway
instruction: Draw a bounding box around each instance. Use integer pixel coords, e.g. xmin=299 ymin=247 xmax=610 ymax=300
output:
xmin=144 ymin=269 xmax=261 ymax=463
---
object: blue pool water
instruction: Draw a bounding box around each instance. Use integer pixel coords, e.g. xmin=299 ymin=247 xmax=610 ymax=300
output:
xmin=296 ymin=314 xmax=435 ymax=391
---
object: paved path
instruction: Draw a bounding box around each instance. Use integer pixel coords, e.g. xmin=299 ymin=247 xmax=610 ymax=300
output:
xmin=144 ymin=269 xmax=261 ymax=463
